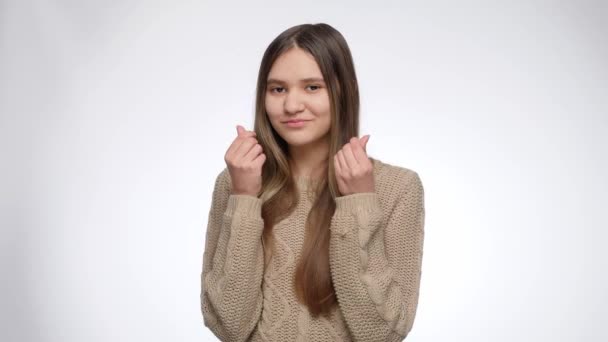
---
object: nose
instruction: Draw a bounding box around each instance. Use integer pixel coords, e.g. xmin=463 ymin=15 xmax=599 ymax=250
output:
xmin=284 ymin=89 xmax=305 ymax=114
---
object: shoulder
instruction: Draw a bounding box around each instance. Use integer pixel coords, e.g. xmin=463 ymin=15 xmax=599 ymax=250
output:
xmin=370 ymin=157 xmax=423 ymax=200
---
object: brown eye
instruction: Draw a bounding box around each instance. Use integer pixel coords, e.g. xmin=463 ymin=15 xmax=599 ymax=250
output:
xmin=270 ymin=87 xmax=285 ymax=93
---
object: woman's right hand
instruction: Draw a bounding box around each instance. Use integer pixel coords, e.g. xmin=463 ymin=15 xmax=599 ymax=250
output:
xmin=224 ymin=125 xmax=266 ymax=196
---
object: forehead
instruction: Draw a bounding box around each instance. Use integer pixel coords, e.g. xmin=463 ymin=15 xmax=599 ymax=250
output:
xmin=267 ymin=48 xmax=324 ymax=83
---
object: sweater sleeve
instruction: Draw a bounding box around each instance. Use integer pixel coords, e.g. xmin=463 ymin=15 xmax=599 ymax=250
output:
xmin=329 ymin=171 xmax=425 ymax=342
xmin=200 ymin=169 xmax=265 ymax=342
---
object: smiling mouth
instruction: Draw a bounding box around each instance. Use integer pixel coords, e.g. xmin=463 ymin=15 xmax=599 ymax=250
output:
xmin=284 ymin=120 xmax=309 ymax=128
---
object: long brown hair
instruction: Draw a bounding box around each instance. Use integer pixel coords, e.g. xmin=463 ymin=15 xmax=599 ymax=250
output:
xmin=252 ymin=23 xmax=365 ymax=318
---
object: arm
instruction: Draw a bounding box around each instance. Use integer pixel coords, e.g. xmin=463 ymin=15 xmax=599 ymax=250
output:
xmin=200 ymin=168 xmax=265 ymax=342
xmin=329 ymin=171 xmax=425 ymax=341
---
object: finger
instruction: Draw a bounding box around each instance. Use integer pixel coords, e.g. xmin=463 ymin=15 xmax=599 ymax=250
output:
xmin=236 ymin=125 xmax=256 ymax=137
xmin=234 ymin=136 xmax=258 ymax=159
xmin=350 ymin=137 xmax=368 ymax=165
xmin=360 ymin=135 xmax=370 ymax=151
xmin=237 ymin=131 xmax=257 ymax=140
xmin=227 ymin=130 xmax=256 ymax=157
xmin=233 ymin=127 xmax=257 ymax=152
xmin=243 ymin=142 xmax=263 ymax=162
xmin=252 ymin=151 xmax=266 ymax=168
xmin=337 ymin=150 xmax=349 ymax=175
xmin=343 ymin=141 xmax=360 ymax=170
xmin=334 ymin=154 xmax=346 ymax=195
xmin=334 ymin=153 xmax=342 ymax=176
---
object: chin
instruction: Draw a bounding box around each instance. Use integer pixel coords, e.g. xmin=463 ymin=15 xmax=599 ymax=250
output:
xmin=281 ymin=134 xmax=316 ymax=147
xmin=283 ymin=138 xmax=312 ymax=147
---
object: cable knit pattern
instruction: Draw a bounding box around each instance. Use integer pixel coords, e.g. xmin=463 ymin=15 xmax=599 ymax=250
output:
xmin=201 ymin=158 xmax=425 ymax=341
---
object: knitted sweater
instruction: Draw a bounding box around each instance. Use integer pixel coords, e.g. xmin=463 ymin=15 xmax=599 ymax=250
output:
xmin=200 ymin=158 xmax=425 ymax=342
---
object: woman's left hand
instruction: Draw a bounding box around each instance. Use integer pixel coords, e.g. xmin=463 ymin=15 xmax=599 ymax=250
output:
xmin=334 ymin=135 xmax=375 ymax=196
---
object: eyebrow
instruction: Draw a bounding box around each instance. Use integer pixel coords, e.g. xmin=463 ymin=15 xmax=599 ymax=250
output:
xmin=266 ymin=77 xmax=325 ymax=84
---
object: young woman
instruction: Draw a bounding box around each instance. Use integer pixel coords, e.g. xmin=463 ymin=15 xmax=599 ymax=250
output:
xmin=201 ymin=23 xmax=425 ymax=342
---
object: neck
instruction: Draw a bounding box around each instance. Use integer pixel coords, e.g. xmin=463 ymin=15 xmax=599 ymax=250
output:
xmin=288 ymin=137 xmax=329 ymax=179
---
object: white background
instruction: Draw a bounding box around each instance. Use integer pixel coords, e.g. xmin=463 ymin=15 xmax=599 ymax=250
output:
xmin=1 ymin=0 xmax=607 ymax=341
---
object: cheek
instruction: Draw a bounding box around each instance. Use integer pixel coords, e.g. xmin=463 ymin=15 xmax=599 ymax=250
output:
xmin=309 ymin=97 xmax=329 ymax=114
xmin=264 ymin=95 xmax=271 ymax=111
xmin=312 ymin=93 xmax=331 ymax=113
xmin=265 ymin=96 xmax=279 ymax=118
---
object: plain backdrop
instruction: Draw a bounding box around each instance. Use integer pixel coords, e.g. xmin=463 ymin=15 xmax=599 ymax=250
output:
xmin=1 ymin=0 xmax=607 ymax=341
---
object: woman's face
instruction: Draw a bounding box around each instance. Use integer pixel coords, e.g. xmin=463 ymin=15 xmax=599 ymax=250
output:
xmin=265 ymin=47 xmax=331 ymax=148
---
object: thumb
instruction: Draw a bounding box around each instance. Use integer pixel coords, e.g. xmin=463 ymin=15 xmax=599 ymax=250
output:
xmin=236 ymin=125 xmax=243 ymax=135
xmin=361 ymin=135 xmax=370 ymax=151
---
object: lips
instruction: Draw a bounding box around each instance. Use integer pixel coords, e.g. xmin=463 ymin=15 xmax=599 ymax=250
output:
xmin=284 ymin=119 xmax=308 ymax=128
xmin=284 ymin=119 xmax=309 ymax=123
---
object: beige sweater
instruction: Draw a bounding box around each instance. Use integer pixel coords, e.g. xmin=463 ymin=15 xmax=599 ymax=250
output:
xmin=200 ymin=158 xmax=425 ymax=341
